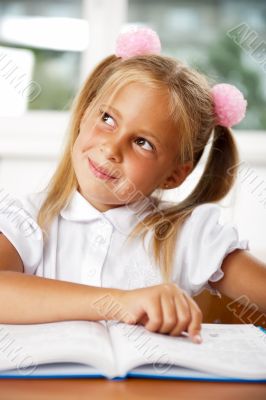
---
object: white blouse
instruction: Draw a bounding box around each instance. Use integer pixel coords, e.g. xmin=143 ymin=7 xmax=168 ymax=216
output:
xmin=0 ymin=188 xmax=249 ymax=297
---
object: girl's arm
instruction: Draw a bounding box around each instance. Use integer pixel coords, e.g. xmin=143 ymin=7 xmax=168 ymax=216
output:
xmin=0 ymin=233 xmax=202 ymax=340
xmin=209 ymin=250 xmax=266 ymax=313
xmin=0 ymin=233 xmax=122 ymax=324
xmin=0 ymin=270 xmax=125 ymax=324
xmin=0 ymin=232 xmax=24 ymax=273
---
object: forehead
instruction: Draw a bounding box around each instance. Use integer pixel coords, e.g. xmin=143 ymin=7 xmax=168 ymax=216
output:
xmin=100 ymin=82 xmax=169 ymax=111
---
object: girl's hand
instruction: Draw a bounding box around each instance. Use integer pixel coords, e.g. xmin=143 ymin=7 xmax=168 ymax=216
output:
xmin=116 ymin=284 xmax=202 ymax=343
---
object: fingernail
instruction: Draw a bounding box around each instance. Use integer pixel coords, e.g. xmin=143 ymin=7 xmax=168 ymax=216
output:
xmin=192 ymin=334 xmax=202 ymax=344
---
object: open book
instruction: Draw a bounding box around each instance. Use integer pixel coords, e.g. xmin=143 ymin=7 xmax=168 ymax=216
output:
xmin=0 ymin=320 xmax=265 ymax=382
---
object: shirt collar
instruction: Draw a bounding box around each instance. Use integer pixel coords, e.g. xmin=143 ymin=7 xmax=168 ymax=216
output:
xmin=60 ymin=190 xmax=160 ymax=235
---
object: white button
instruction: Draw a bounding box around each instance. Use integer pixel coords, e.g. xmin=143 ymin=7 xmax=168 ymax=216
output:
xmin=88 ymin=268 xmax=96 ymax=276
xmin=99 ymin=219 xmax=110 ymax=228
xmin=94 ymin=235 xmax=106 ymax=245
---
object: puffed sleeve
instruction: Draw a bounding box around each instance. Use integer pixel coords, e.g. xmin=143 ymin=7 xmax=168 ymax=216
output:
xmin=173 ymin=203 xmax=249 ymax=297
xmin=0 ymin=190 xmax=43 ymax=275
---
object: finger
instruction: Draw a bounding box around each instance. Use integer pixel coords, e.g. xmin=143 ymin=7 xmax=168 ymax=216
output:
xmin=138 ymin=314 xmax=149 ymax=326
xmin=144 ymin=296 xmax=163 ymax=333
xmin=159 ymin=294 xmax=177 ymax=334
xmin=182 ymin=291 xmax=203 ymax=343
xmin=169 ymin=292 xmax=191 ymax=336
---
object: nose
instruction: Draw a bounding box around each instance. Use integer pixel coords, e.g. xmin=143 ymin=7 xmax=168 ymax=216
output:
xmin=100 ymin=139 xmax=123 ymax=163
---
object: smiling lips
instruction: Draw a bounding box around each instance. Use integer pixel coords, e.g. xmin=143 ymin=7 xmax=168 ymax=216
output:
xmin=88 ymin=158 xmax=117 ymax=180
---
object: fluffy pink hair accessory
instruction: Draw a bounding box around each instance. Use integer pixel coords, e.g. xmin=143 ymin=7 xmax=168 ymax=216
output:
xmin=211 ymin=83 xmax=247 ymax=128
xmin=115 ymin=26 xmax=161 ymax=59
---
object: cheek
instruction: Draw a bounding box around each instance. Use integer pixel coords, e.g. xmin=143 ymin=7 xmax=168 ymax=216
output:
xmin=72 ymin=136 xmax=83 ymax=158
xmin=72 ymin=134 xmax=90 ymax=169
xmin=126 ymin=160 xmax=157 ymax=186
xmin=77 ymin=124 xmax=101 ymax=150
xmin=71 ymin=139 xmax=81 ymax=171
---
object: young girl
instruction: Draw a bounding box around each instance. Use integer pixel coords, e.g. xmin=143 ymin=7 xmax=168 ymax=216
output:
xmin=0 ymin=27 xmax=265 ymax=345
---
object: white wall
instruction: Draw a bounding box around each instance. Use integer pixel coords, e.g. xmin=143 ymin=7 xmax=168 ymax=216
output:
xmin=0 ymin=111 xmax=265 ymax=261
xmin=0 ymin=112 xmax=68 ymax=195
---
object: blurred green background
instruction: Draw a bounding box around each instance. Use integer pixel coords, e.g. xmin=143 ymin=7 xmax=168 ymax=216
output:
xmin=0 ymin=0 xmax=265 ymax=130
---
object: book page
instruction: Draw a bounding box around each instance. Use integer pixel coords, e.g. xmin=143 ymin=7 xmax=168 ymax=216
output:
xmin=0 ymin=320 xmax=116 ymax=378
xmin=0 ymin=362 xmax=109 ymax=379
xmin=109 ymin=322 xmax=266 ymax=379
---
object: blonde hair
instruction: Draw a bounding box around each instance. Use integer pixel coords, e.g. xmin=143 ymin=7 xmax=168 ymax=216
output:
xmin=37 ymin=54 xmax=239 ymax=282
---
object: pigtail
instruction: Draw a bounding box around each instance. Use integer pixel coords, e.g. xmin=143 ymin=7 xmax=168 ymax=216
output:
xmin=186 ymin=124 xmax=240 ymax=204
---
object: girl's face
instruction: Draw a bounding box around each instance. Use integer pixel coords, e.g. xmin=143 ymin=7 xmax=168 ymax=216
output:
xmin=72 ymin=82 xmax=191 ymax=212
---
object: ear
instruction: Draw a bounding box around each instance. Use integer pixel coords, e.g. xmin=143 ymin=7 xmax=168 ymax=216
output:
xmin=159 ymin=161 xmax=193 ymax=190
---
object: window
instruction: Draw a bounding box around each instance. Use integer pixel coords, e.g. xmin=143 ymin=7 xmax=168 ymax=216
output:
xmin=1 ymin=0 xmax=265 ymax=130
xmin=0 ymin=0 xmax=84 ymax=112
xmin=128 ymin=0 xmax=266 ymax=130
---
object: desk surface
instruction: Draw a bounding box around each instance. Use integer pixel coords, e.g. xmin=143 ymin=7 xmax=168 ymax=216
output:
xmin=0 ymin=379 xmax=265 ymax=400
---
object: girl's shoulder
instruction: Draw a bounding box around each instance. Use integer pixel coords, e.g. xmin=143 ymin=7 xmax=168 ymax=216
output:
xmin=0 ymin=189 xmax=45 ymax=274
xmin=0 ymin=188 xmax=46 ymax=227
xmin=156 ymin=198 xmax=223 ymax=225
xmin=167 ymin=201 xmax=249 ymax=296
xmin=186 ymin=202 xmax=223 ymax=225
xmin=157 ymin=198 xmax=247 ymax=251
xmin=18 ymin=190 xmax=48 ymax=220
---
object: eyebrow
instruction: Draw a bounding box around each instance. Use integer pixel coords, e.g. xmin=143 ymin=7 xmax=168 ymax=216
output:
xmin=100 ymin=104 xmax=163 ymax=147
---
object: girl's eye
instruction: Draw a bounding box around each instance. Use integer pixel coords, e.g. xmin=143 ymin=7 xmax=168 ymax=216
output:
xmin=135 ymin=137 xmax=154 ymax=152
xmin=98 ymin=109 xmax=155 ymax=152
xmin=100 ymin=111 xmax=115 ymax=127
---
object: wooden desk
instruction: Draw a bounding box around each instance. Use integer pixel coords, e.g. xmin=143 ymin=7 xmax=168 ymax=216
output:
xmin=0 ymin=378 xmax=265 ymax=400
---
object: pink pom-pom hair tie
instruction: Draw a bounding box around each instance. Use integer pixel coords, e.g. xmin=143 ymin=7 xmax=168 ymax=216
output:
xmin=115 ymin=26 xmax=247 ymax=128
xmin=115 ymin=26 xmax=161 ymax=60
xmin=211 ymin=83 xmax=247 ymax=128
